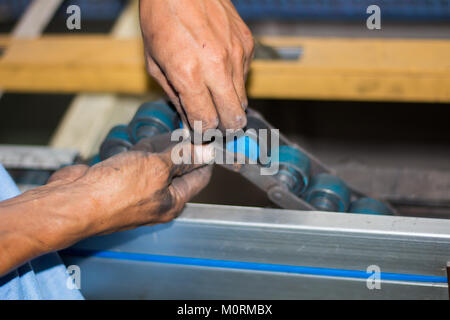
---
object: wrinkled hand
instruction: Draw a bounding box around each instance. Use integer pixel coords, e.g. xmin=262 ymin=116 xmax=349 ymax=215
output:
xmin=140 ymin=0 xmax=254 ymax=132
xmin=0 ymin=139 xmax=214 ymax=276
xmin=47 ymin=140 xmax=213 ymax=237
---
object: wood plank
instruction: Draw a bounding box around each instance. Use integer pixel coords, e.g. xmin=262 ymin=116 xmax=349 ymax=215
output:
xmin=0 ymin=37 xmax=150 ymax=93
xmin=251 ymin=37 xmax=450 ymax=102
xmin=0 ymin=36 xmax=449 ymax=102
xmin=0 ymin=0 xmax=63 ymax=100
xmin=0 ymin=36 xmax=10 ymax=48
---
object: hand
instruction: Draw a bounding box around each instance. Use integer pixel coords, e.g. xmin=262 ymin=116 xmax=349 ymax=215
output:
xmin=0 ymin=140 xmax=213 ymax=275
xmin=47 ymin=141 xmax=214 ymax=237
xmin=139 ymin=0 xmax=254 ymax=132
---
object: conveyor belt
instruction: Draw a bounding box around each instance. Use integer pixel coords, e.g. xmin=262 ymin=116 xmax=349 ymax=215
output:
xmin=97 ymin=100 xmax=397 ymax=215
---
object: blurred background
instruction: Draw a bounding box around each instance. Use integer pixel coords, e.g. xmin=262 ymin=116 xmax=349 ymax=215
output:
xmin=0 ymin=0 xmax=449 ymax=217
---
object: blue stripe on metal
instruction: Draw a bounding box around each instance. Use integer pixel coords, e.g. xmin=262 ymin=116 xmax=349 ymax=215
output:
xmin=62 ymin=248 xmax=448 ymax=284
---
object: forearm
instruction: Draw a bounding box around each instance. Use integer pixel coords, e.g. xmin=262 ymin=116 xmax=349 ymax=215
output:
xmin=0 ymin=180 xmax=96 ymax=276
xmin=0 ymin=145 xmax=213 ymax=277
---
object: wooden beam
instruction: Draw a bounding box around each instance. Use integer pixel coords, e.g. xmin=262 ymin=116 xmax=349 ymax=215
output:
xmin=251 ymin=37 xmax=450 ymax=102
xmin=0 ymin=0 xmax=63 ymax=101
xmin=0 ymin=37 xmax=150 ymax=93
xmin=0 ymin=36 xmax=10 ymax=48
xmin=0 ymin=36 xmax=449 ymax=102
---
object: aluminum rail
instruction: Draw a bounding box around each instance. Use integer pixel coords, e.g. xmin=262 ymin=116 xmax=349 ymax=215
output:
xmin=61 ymin=203 xmax=450 ymax=299
xmin=0 ymin=145 xmax=78 ymax=170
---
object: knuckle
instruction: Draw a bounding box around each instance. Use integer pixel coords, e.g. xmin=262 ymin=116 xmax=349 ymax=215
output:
xmin=186 ymin=108 xmax=219 ymax=131
xmin=178 ymin=60 xmax=197 ymax=78
xmin=242 ymin=31 xmax=255 ymax=56
xmin=246 ymin=39 xmax=255 ymax=57
xmin=231 ymin=42 xmax=244 ymax=60
xmin=188 ymin=115 xmax=218 ymax=132
xmin=210 ymin=46 xmax=229 ymax=64
xmin=170 ymin=60 xmax=199 ymax=90
xmin=241 ymin=24 xmax=254 ymax=43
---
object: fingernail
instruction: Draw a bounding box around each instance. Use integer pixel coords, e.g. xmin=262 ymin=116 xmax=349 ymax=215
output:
xmin=235 ymin=114 xmax=247 ymax=129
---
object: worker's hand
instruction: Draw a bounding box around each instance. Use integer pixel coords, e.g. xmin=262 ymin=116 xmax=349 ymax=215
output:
xmin=47 ymin=140 xmax=214 ymax=239
xmin=0 ymin=139 xmax=214 ymax=277
xmin=139 ymin=0 xmax=254 ymax=132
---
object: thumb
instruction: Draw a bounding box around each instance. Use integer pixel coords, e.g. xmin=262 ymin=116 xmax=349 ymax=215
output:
xmin=170 ymin=165 xmax=213 ymax=204
xmin=160 ymin=165 xmax=213 ymax=221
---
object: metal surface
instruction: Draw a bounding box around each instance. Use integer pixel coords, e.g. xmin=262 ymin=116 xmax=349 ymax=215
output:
xmin=61 ymin=203 xmax=450 ymax=299
xmin=0 ymin=145 xmax=78 ymax=170
xmin=60 ymin=257 xmax=448 ymax=300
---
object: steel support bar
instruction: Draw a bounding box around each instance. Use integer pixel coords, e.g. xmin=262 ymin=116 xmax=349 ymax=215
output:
xmin=61 ymin=203 xmax=450 ymax=299
xmin=0 ymin=145 xmax=78 ymax=170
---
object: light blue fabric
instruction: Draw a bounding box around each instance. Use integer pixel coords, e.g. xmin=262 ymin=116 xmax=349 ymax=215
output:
xmin=0 ymin=164 xmax=83 ymax=300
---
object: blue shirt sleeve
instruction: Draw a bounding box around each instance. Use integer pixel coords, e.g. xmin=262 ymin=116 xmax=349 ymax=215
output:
xmin=0 ymin=163 xmax=83 ymax=300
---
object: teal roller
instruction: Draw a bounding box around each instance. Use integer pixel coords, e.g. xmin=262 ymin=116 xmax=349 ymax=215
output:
xmin=304 ymin=173 xmax=351 ymax=212
xmin=349 ymin=198 xmax=393 ymax=215
xmin=273 ymin=145 xmax=311 ymax=196
xmin=99 ymin=125 xmax=133 ymax=160
xmin=128 ymin=101 xmax=180 ymax=143
xmin=89 ymin=154 xmax=102 ymax=166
